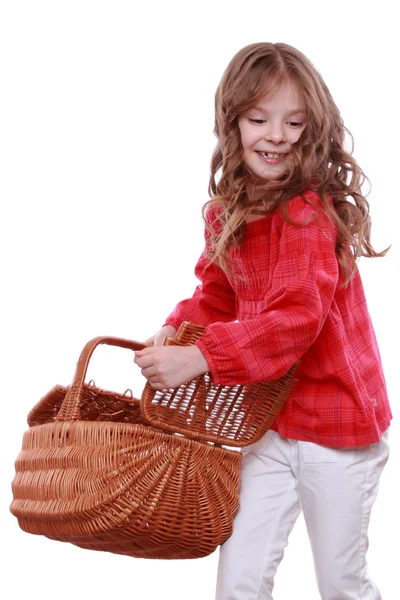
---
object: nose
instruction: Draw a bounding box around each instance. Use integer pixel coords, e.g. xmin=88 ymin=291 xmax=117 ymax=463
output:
xmin=264 ymin=121 xmax=286 ymax=144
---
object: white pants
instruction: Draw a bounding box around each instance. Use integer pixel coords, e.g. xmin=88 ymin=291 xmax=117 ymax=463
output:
xmin=216 ymin=429 xmax=390 ymax=600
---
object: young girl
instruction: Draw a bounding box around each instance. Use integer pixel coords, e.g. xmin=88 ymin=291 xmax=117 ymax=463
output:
xmin=134 ymin=42 xmax=392 ymax=600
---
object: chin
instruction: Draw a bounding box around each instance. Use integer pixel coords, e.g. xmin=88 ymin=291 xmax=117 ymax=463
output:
xmin=257 ymin=169 xmax=286 ymax=182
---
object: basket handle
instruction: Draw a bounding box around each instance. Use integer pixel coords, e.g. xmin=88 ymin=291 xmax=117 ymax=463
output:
xmin=57 ymin=336 xmax=146 ymax=421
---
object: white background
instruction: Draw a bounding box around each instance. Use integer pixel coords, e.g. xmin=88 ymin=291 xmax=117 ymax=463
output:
xmin=1 ymin=1 xmax=399 ymax=598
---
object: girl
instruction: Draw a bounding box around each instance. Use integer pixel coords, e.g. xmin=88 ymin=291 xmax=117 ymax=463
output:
xmin=134 ymin=43 xmax=392 ymax=600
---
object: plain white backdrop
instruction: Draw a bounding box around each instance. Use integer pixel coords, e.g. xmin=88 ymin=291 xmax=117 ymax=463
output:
xmin=1 ymin=1 xmax=399 ymax=598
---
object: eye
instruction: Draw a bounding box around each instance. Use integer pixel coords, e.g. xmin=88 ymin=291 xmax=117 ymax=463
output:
xmin=287 ymin=121 xmax=305 ymax=128
xmin=249 ymin=118 xmax=266 ymax=125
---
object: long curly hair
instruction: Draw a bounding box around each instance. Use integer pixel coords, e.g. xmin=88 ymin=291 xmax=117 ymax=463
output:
xmin=204 ymin=42 xmax=390 ymax=286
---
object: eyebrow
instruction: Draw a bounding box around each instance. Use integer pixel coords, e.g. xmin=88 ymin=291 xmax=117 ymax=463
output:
xmin=252 ymin=106 xmax=307 ymax=116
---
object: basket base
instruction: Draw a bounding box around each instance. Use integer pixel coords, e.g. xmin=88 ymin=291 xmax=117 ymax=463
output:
xmin=11 ymin=420 xmax=242 ymax=559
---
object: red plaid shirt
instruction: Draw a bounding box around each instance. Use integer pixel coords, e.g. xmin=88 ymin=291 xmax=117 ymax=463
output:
xmin=165 ymin=190 xmax=392 ymax=448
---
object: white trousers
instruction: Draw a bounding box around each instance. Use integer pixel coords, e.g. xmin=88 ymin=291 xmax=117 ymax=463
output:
xmin=216 ymin=429 xmax=390 ymax=600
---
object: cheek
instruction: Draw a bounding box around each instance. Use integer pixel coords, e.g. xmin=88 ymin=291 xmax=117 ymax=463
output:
xmin=289 ymin=128 xmax=305 ymax=144
xmin=239 ymin=123 xmax=258 ymax=150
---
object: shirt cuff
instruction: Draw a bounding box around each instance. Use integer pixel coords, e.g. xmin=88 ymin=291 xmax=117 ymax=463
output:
xmin=196 ymin=326 xmax=247 ymax=386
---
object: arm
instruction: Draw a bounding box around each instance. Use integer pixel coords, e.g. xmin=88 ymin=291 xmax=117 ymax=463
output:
xmin=196 ymin=199 xmax=340 ymax=385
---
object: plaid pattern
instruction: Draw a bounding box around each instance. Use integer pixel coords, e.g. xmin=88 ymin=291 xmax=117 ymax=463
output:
xmin=166 ymin=190 xmax=392 ymax=448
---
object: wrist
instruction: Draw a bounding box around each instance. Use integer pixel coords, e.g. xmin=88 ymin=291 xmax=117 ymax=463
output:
xmin=187 ymin=345 xmax=209 ymax=378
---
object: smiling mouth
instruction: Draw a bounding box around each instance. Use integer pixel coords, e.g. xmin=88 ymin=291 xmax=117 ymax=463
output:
xmin=257 ymin=151 xmax=288 ymax=159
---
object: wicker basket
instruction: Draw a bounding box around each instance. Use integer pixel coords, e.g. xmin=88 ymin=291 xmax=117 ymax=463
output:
xmin=10 ymin=322 xmax=299 ymax=559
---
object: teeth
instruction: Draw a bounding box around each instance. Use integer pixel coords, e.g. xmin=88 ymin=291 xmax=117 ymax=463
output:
xmin=259 ymin=152 xmax=285 ymax=159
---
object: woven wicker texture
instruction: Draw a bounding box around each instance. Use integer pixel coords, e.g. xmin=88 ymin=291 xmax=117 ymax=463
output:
xmin=142 ymin=324 xmax=299 ymax=446
xmin=10 ymin=322 xmax=299 ymax=559
xmin=27 ymin=383 xmax=149 ymax=427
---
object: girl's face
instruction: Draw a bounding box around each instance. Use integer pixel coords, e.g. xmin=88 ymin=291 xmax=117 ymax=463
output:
xmin=238 ymin=82 xmax=307 ymax=181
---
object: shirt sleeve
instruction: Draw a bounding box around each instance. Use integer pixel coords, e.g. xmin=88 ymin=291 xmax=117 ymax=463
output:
xmin=164 ymin=227 xmax=237 ymax=330
xmin=196 ymin=198 xmax=340 ymax=385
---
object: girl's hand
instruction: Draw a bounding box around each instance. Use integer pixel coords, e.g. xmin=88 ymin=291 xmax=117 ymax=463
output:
xmin=143 ymin=325 xmax=177 ymax=346
xmin=134 ymin=344 xmax=209 ymax=390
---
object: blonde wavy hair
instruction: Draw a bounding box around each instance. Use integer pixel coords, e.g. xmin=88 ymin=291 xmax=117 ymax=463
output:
xmin=204 ymin=42 xmax=390 ymax=286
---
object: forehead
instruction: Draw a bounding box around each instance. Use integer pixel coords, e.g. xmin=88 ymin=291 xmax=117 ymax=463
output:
xmin=252 ymin=82 xmax=306 ymax=113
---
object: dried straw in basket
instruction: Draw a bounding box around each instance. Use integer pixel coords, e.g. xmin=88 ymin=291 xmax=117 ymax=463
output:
xmin=10 ymin=322 xmax=299 ymax=559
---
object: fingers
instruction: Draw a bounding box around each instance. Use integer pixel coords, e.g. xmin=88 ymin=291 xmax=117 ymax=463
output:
xmin=134 ymin=350 xmax=156 ymax=372
xmin=133 ymin=347 xmax=171 ymax=390
xmin=134 ymin=347 xmax=163 ymax=380
xmin=134 ymin=350 xmax=161 ymax=387
xmin=149 ymin=381 xmax=166 ymax=391
xmin=134 ymin=346 xmax=158 ymax=360
xmin=139 ymin=365 xmax=157 ymax=378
